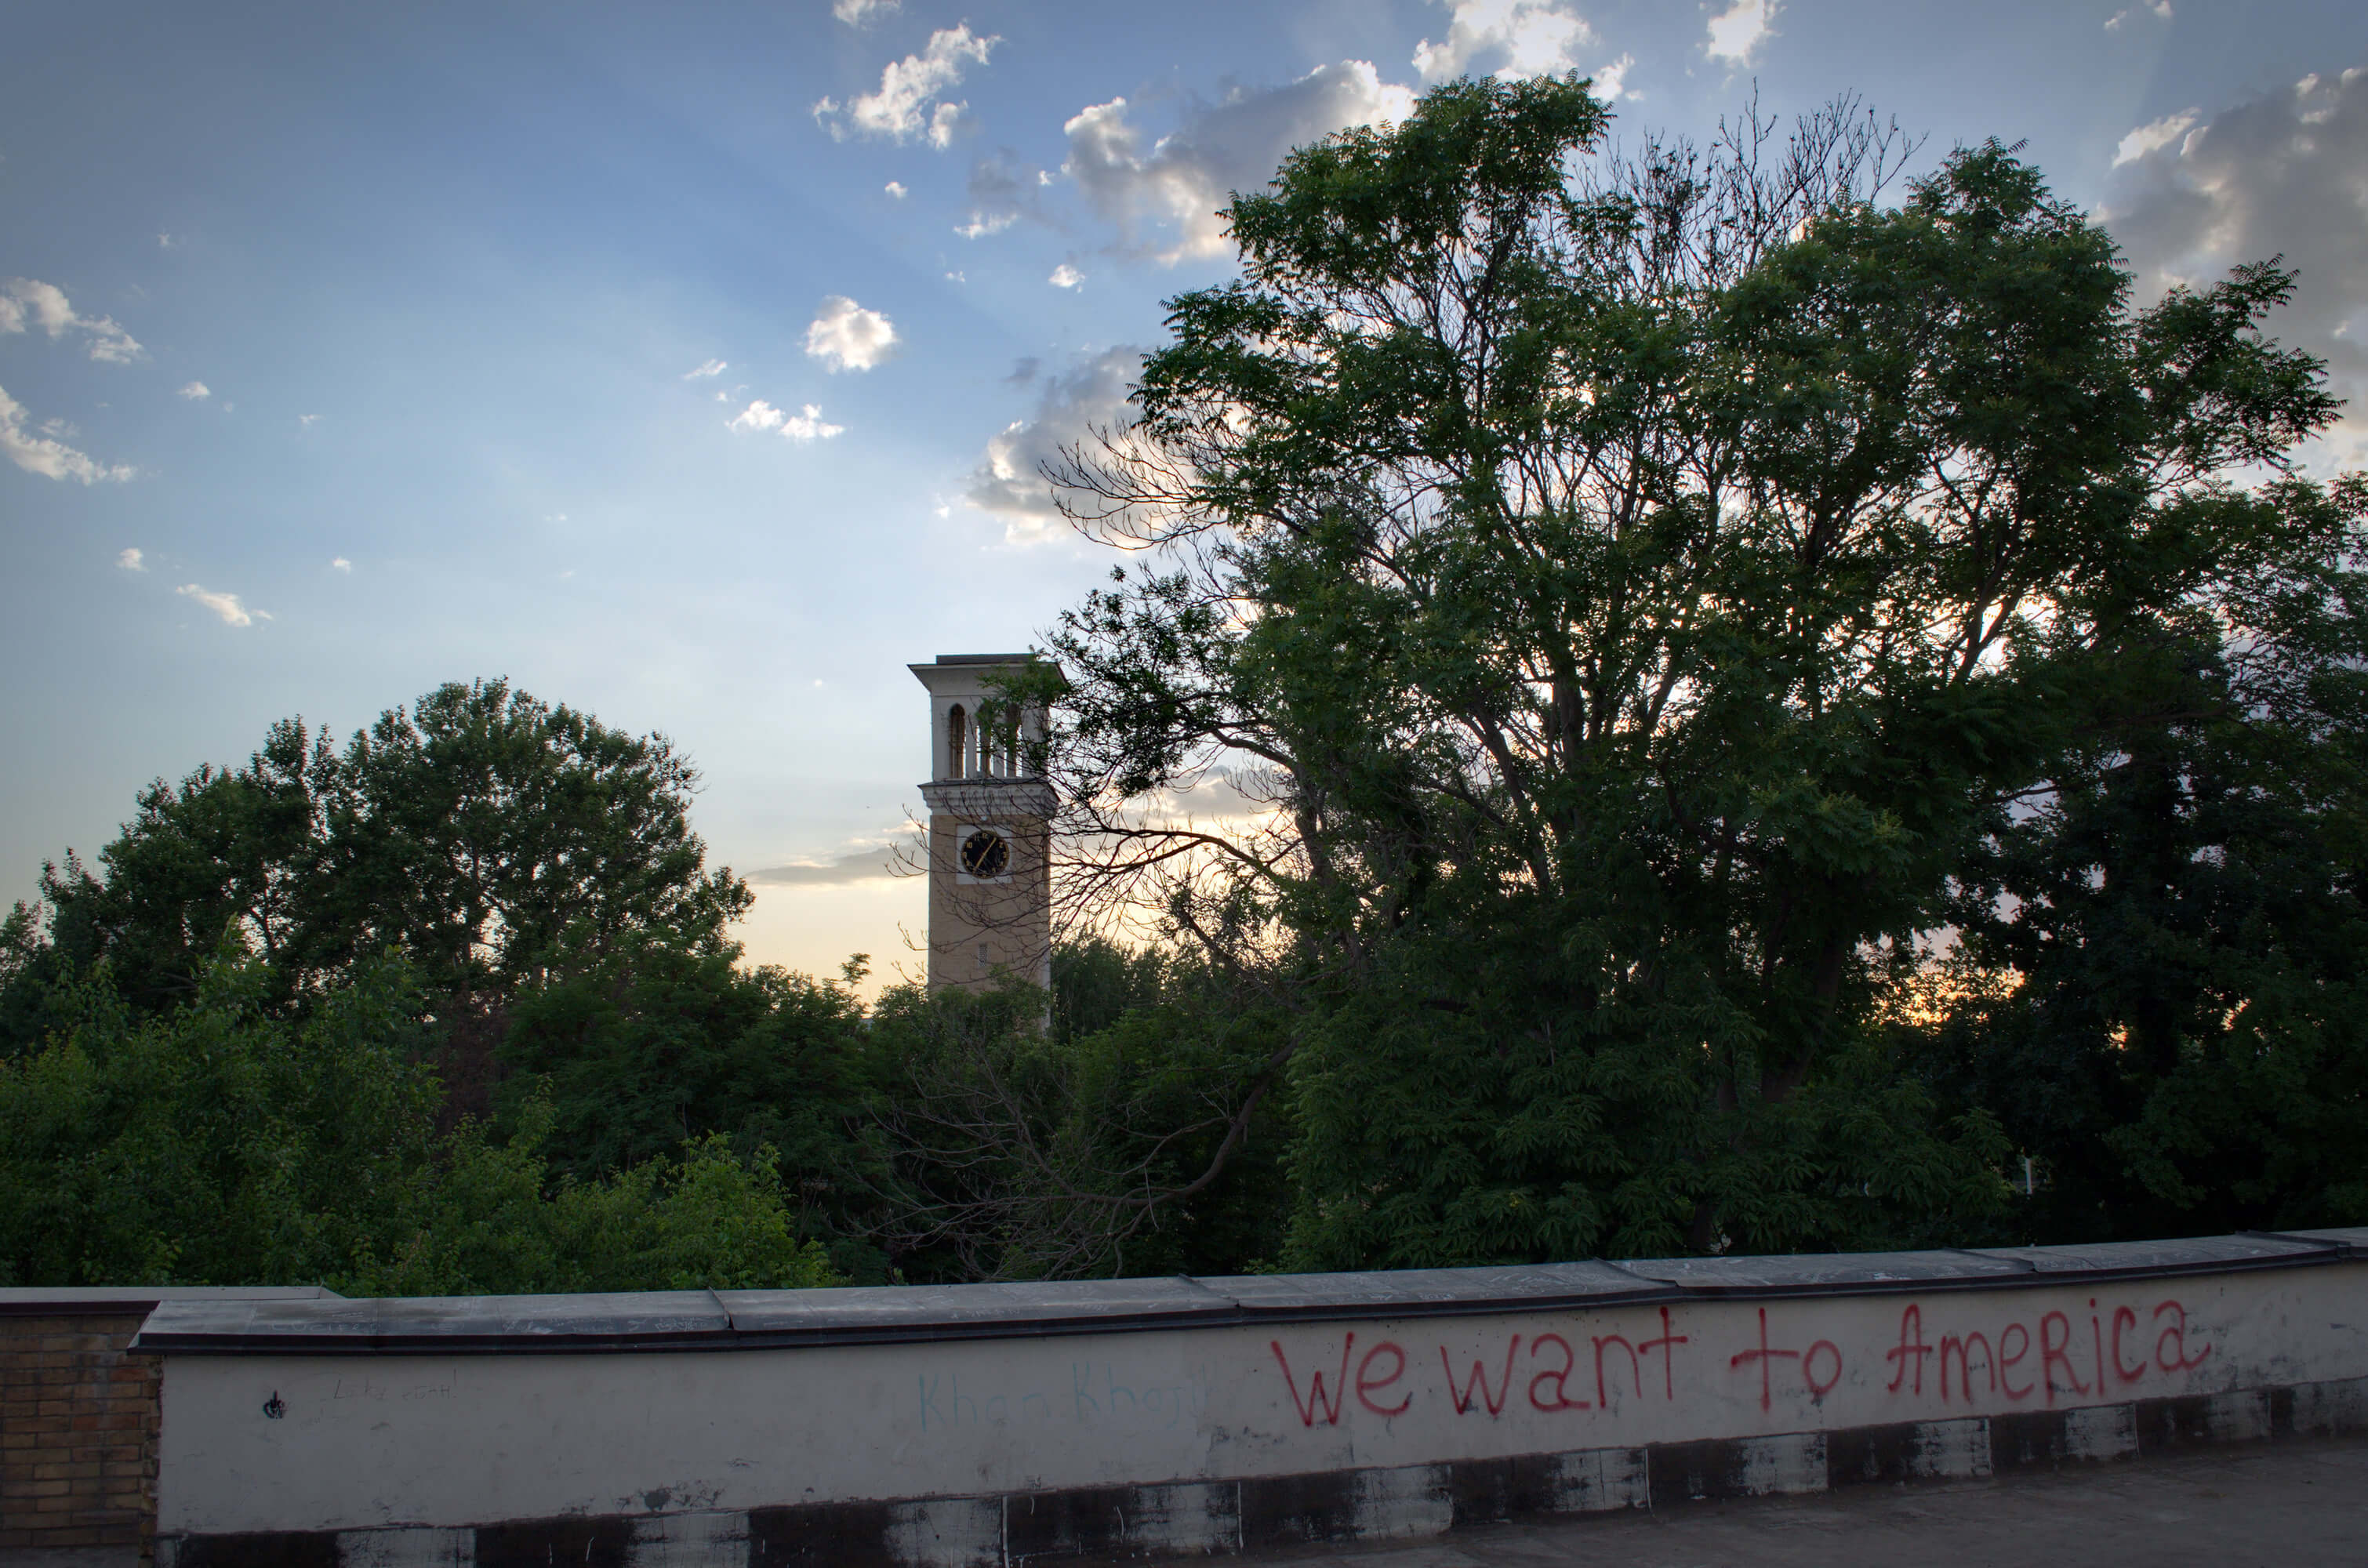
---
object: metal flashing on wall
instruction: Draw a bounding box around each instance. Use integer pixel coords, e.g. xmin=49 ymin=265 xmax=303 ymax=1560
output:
xmin=119 ymin=1229 xmax=2366 ymax=1356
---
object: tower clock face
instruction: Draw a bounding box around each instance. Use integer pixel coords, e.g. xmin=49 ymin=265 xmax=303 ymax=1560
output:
xmin=960 ymin=827 xmax=1011 ymax=879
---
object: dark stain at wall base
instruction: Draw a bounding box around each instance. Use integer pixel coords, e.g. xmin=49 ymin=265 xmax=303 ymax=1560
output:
xmin=476 ymin=1514 xmax=638 ymax=1567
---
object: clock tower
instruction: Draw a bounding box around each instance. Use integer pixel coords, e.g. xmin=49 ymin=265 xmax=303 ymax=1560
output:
xmin=910 ymin=652 xmax=1057 ymax=993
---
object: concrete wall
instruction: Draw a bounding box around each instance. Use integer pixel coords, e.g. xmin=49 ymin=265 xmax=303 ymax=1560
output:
xmin=121 ymin=1231 xmax=2368 ymax=1564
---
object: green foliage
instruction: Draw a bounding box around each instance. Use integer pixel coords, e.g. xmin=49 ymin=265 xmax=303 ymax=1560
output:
xmin=0 ymin=954 xmax=835 ymax=1294
xmin=0 ymin=677 xmax=870 ymax=1291
xmin=497 ymin=927 xmax=872 ymax=1183
xmin=1919 ymin=474 xmax=2368 ymax=1241
xmin=0 ymin=956 xmax=435 ymax=1287
xmin=494 ymin=926 xmax=892 ymax=1280
xmin=345 ymin=1110 xmax=837 ymax=1298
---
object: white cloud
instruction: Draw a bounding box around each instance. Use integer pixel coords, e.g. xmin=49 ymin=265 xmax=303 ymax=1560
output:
xmin=814 ymin=24 xmax=997 ymax=148
xmin=118 ymin=547 xmax=143 ymax=571
xmin=2105 ymin=0 xmax=2173 ymax=28
xmin=298 ymin=413 xmax=320 ymax=426
xmin=177 ymin=380 xmax=211 ymax=400
xmin=783 ymin=406 xmax=845 ymax=441
xmin=884 ymin=180 xmax=908 ymax=198
xmin=966 ymin=346 xmax=1142 ymax=542
xmin=2102 ymin=67 xmax=2368 ymax=470
xmin=804 ymin=296 xmax=898 ymax=372
xmin=2112 ymin=110 xmax=2201 ymax=167
xmin=157 ymin=232 xmax=180 ymax=249
xmin=1048 ymin=263 xmax=1084 ymax=289
xmin=331 ymin=557 xmax=352 ymax=572
xmin=728 ymin=399 xmax=845 ymax=441
xmin=1704 ymin=0 xmax=1778 ymax=65
xmin=1593 ymin=53 xmax=1635 ymax=103
xmin=682 ymin=358 xmax=728 ymax=379
xmin=0 ymin=278 xmax=143 ymax=363
xmin=1062 ymin=63 xmax=1416 ymax=263
xmin=946 ymin=269 xmax=967 ymax=282
xmin=0 ymin=384 xmax=133 ymax=483
xmin=176 ymin=584 xmax=266 ymax=626
xmin=833 ymin=0 xmax=896 ymax=23
xmin=1414 ymin=0 xmax=1594 ymax=82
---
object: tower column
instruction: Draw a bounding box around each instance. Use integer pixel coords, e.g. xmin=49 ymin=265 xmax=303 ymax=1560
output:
xmin=910 ymin=654 xmax=1057 ymax=993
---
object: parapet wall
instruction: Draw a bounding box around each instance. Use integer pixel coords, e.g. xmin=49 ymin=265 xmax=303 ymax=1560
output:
xmin=106 ymin=1230 xmax=2368 ymax=1565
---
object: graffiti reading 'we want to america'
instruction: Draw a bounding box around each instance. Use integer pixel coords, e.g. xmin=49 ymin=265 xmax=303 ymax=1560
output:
xmin=1266 ymin=1297 xmax=2216 ymax=1427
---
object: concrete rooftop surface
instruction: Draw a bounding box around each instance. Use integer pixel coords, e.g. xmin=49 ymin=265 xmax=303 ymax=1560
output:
xmin=1241 ymin=1438 xmax=2368 ymax=1568
xmin=5 ymin=1443 xmax=2364 ymax=1567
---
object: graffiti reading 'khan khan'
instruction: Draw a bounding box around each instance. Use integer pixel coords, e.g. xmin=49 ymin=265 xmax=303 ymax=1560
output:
xmin=1265 ymin=1296 xmax=2214 ymax=1428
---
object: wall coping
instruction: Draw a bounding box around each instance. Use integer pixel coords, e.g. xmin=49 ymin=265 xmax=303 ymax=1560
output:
xmin=0 ymin=1285 xmax=339 ymax=1319
xmin=122 ymin=1229 xmax=2368 ymax=1356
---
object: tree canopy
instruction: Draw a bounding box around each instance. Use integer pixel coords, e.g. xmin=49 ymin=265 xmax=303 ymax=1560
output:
xmin=1033 ymin=74 xmax=2363 ymax=1266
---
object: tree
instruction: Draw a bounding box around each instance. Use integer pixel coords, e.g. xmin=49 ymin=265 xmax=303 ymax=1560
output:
xmin=859 ymin=942 xmax=1292 ymax=1281
xmin=1031 ymin=75 xmax=2348 ymax=1266
xmin=302 ymin=680 xmax=749 ymax=1003
xmin=5 ymin=680 xmax=752 ymax=1106
xmin=1 ymin=677 xmax=883 ymax=1288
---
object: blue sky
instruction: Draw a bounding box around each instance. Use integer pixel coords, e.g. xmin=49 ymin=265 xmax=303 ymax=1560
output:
xmin=5 ymin=0 xmax=2366 ymax=991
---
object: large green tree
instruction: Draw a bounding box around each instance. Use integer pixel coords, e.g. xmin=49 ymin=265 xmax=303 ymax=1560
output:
xmin=10 ymin=679 xmax=746 ymax=1026
xmin=5 ymin=680 xmax=754 ymax=1107
xmin=1031 ymin=75 xmax=2352 ymax=1267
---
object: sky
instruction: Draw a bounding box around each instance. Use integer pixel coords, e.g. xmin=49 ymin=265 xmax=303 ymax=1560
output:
xmin=5 ymin=0 xmax=2366 ymax=994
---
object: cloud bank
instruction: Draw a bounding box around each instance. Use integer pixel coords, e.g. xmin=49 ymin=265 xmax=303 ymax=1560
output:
xmin=747 ymin=843 xmax=899 ymax=886
xmin=2102 ymin=67 xmax=2368 ymax=467
xmin=966 ymin=347 xmax=1142 ymax=541
xmin=1061 ymin=63 xmax=1415 ymax=263
xmin=1414 ymin=0 xmax=1594 ymax=82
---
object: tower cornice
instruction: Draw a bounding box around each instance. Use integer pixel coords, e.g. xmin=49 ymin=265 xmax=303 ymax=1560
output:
xmin=920 ymin=779 xmax=1058 ymax=818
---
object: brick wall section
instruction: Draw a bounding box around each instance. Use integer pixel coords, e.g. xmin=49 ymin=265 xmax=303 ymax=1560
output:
xmin=1 ymin=1311 xmax=159 ymax=1557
